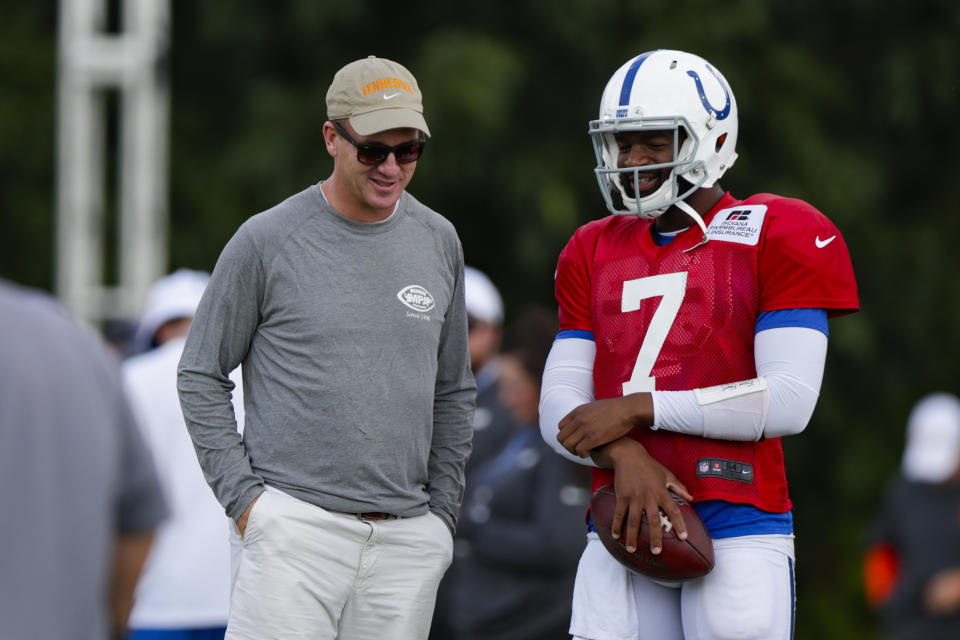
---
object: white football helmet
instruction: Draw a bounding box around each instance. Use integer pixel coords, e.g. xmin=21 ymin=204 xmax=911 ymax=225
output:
xmin=590 ymin=49 xmax=738 ymax=221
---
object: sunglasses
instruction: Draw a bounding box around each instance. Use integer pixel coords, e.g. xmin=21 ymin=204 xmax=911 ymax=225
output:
xmin=332 ymin=121 xmax=425 ymax=166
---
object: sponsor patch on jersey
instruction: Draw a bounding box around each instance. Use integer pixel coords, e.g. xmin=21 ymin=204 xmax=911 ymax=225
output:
xmin=706 ymin=204 xmax=767 ymax=246
xmin=397 ymin=285 xmax=435 ymax=312
xmin=696 ymin=458 xmax=754 ymax=484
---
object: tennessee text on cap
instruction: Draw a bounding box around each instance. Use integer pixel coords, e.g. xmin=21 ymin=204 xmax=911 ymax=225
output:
xmin=326 ymin=56 xmax=430 ymax=137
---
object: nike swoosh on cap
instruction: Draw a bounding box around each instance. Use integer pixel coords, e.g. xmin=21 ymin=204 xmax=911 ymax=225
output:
xmin=383 ymin=93 xmax=402 ymax=100
xmin=815 ymin=235 xmax=837 ymax=249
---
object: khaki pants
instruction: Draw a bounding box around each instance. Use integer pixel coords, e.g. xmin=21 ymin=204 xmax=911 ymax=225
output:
xmin=226 ymin=489 xmax=453 ymax=640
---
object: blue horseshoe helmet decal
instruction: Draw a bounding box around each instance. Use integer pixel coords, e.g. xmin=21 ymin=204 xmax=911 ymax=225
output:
xmin=686 ymin=64 xmax=731 ymax=120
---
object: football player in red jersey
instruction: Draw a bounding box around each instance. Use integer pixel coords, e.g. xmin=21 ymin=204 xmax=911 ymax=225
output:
xmin=539 ymin=50 xmax=859 ymax=640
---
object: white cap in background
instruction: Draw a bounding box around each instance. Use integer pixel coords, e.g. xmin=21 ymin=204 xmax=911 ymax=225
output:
xmin=902 ymin=392 xmax=960 ymax=483
xmin=132 ymin=269 xmax=210 ymax=352
xmin=464 ymin=266 xmax=503 ymax=325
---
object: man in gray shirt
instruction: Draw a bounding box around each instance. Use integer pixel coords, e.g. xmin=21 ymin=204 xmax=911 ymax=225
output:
xmin=0 ymin=280 xmax=168 ymax=640
xmin=178 ymin=56 xmax=475 ymax=640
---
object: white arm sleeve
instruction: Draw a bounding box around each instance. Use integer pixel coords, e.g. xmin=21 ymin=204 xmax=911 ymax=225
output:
xmin=651 ymin=326 xmax=827 ymax=441
xmin=538 ymin=337 xmax=599 ymax=466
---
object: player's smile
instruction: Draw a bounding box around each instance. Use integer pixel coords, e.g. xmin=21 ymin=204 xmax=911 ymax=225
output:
xmin=624 ymin=168 xmax=669 ymax=198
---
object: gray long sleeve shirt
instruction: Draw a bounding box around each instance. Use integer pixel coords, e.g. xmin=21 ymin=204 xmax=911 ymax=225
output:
xmin=177 ymin=184 xmax=475 ymax=532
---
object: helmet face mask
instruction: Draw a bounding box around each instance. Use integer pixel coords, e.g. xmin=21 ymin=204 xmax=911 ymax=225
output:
xmin=590 ymin=50 xmax=738 ymax=219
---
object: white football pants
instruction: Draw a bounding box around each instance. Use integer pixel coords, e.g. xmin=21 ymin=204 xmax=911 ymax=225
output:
xmin=571 ymin=532 xmax=796 ymax=640
xmin=225 ymin=489 xmax=453 ymax=640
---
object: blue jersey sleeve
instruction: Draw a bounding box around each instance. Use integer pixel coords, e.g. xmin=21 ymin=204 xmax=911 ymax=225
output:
xmin=755 ymin=308 xmax=828 ymax=336
xmin=556 ymin=329 xmax=595 ymax=341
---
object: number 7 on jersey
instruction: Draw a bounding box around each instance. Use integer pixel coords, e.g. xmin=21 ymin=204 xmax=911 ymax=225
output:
xmin=620 ymin=272 xmax=688 ymax=395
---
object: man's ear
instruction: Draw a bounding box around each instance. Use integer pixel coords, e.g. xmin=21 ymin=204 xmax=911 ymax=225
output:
xmin=323 ymin=121 xmax=338 ymax=158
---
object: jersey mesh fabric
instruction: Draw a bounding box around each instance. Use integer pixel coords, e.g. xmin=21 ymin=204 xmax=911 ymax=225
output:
xmin=555 ymin=192 xmax=859 ymax=513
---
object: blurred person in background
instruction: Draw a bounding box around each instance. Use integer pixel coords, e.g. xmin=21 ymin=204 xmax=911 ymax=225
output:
xmin=103 ymin=317 xmax=139 ymax=359
xmin=123 ymin=269 xmax=244 ymax=640
xmin=177 ymin=56 xmax=474 ymax=640
xmin=462 ymin=265 xmax=514 ymax=474
xmin=864 ymin=393 xmax=960 ymax=640
xmin=432 ymin=265 xmax=515 ymax=637
xmin=434 ymin=307 xmax=589 ymax=640
xmin=0 ymin=278 xmax=167 ymax=640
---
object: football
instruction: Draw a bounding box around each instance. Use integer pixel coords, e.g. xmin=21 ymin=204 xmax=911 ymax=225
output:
xmin=590 ymin=484 xmax=714 ymax=580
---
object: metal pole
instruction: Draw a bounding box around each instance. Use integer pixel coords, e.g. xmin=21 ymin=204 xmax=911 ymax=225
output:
xmin=55 ymin=0 xmax=170 ymax=323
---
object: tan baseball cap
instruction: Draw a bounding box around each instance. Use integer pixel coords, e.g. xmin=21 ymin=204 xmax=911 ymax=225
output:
xmin=326 ymin=56 xmax=430 ymax=137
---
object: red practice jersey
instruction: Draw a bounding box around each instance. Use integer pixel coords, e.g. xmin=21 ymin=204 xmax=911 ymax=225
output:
xmin=555 ymin=192 xmax=859 ymax=512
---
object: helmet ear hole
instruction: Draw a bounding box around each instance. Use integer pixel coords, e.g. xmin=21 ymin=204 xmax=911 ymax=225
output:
xmin=716 ymin=133 xmax=727 ymax=153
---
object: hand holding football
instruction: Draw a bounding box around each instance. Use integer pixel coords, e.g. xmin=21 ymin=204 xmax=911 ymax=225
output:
xmin=590 ymin=483 xmax=714 ymax=580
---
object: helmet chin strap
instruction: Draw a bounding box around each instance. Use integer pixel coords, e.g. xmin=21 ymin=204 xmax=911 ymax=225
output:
xmin=675 ymin=199 xmax=709 ymax=253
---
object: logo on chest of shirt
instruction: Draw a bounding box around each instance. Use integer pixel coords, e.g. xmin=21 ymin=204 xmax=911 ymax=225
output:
xmin=706 ymin=204 xmax=767 ymax=246
xmin=397 ymin=284 xmax=435 ymax=320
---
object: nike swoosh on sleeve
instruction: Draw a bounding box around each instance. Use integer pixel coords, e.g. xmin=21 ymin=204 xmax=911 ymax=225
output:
xmin=815 ymin=235 xmax=836 ymax=248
